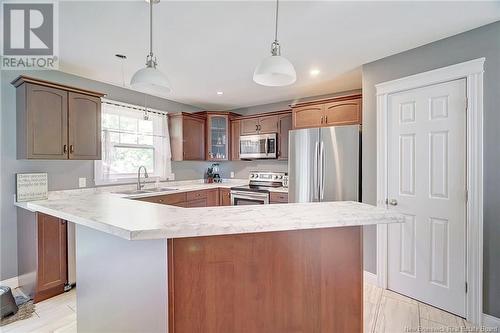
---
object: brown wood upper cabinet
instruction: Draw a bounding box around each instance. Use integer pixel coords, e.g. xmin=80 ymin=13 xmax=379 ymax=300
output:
xmin=230 ymin=120 xmax=240 ymax=161
xmin=206 ymin=113 xmax=229 ymax=161
xmin=12 ymin=76 xmax=104 ymax=160
xmin=68 ymin=92 xmax=101 ymax=160
xmin=323 ymin=98 xmax=362 ymax=126
xmin=240 ymin=115 xmax=279 ymax=135
xmin=169 ymin=113 xmax=206 ymax=161
xmin=292 ymin=94 xmax=362 ymax=129
xmin=278 ymin=113 xmax=292 ymax=160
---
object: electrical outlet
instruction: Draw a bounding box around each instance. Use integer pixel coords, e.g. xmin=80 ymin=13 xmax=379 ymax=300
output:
xmin=78 ymin=178 xmax=87 ymax=188
xmin=230 ymin=171 xmax=235 ymax=178
xmin=168 ymin=173 xmax=175 ymax=181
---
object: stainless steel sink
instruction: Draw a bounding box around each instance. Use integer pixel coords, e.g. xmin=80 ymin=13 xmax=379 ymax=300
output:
xmin=143 ymin=188 xmax=178 ymax=193
xmin=115 ymin=188 xmax=178 ymax=195
xmin=115 ymin=189 xmax=151 ymax=195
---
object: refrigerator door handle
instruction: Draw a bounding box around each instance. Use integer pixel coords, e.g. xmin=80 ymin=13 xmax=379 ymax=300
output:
xmin=319 ymin=141 xmax=325 ymax=200
xmin=314 ymin=141 xmax=319 ymax=200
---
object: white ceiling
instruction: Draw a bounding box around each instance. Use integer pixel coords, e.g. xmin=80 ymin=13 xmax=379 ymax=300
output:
xmin=58 ymin=1 xmax=500 ymax=110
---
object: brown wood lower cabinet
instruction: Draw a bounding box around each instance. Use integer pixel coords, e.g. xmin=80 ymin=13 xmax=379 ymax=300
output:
xmin=168 ymin=226 xmax=363 ymax=333
xmin=219 ymin=188 xmax=231 ymax=206
xmin=35 ymin=213 xmax=68 ymax=303
xmin=206 ymin=189 xmax=219 ymax=207
xmin=137 ymin=189 xmax=221 ymax=208
xmin=270 ymin=191 xmax=288 ymax=204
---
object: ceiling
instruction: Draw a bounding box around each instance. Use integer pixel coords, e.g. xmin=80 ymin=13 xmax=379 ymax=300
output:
xmin=58 ymin=1 xmax=500 ymax=110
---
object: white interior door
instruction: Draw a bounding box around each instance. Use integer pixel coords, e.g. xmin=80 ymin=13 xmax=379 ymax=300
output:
xmin=386 ymin=79 xmax=467 ymax=316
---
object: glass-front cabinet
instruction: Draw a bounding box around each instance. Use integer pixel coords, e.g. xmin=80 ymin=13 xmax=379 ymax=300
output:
xmin=206 ymin=114 xmax=229 ymax=161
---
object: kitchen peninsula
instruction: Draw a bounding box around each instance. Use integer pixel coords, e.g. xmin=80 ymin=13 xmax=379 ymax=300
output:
xmin=16 ymin=183 xmax=403 ymax=333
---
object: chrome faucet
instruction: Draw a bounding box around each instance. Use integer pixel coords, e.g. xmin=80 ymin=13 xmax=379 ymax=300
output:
xmin=137 ymin=166 xmax=149 ymax=190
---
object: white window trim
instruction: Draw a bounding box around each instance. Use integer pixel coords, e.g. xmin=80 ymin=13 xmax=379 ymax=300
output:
xmin=94 ymin=99 xmax=173 ymax=186
xmin=375 ymin=58 xmax=484 ymax=325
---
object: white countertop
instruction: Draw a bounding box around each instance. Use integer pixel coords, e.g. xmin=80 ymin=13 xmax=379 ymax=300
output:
xmin=15 ymin=179 xmax=403 ymax=240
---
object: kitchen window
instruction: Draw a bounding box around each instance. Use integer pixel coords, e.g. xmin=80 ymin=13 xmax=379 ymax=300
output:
xmin=94 ymin=100 xmax=172 ymax=185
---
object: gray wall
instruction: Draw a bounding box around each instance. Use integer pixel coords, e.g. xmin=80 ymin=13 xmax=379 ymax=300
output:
xmin=0 ymin=70 xmax=202 ymax=281
xmin=361 ymin=21 xmax=500 ymax=317
xmin=172 ymin=160 xmax=288 ymax=181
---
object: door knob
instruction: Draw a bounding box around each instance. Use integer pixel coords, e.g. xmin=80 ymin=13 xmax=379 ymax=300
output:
xmin=388 ymin=199 xmax=398 ymax=206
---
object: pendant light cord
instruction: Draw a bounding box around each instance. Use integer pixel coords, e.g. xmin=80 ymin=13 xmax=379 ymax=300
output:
xmin=149 ymin=0 xmax=153 ymax=57
xmin=274 ymin=0 xmax=279 ymax=42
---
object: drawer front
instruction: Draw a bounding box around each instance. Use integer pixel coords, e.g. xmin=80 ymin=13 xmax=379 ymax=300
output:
xmin=186 ymin=190 xmax=208 ymax=201
xmin=186 ymin=198 xmax=207 ymax=208
xmin=139 ymin=192 xmax=187 ymax=205
xmin=270 ymin=192 xmax=288 ymax=203
xmin=163 ymin=192 xmax=188 ymax=204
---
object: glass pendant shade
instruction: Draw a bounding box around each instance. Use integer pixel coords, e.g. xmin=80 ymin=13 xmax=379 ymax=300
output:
xmin=131 ymin=0 xmax=171 ymax=94
xmin=253 ymin=0 xmax=296 ymax=87
xmin=131 ymin=66 xmax=171 ymax=95
xmin=253 ymin=54 xmax=296 ymax=87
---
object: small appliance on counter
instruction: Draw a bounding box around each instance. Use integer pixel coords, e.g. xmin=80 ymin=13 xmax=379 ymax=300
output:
xmin=206 ymin=163 xmax=222 ymax=183
xmin=230 ymin=171 xmax=287 ymax=205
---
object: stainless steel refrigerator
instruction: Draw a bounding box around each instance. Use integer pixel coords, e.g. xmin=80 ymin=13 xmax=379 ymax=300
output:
xmin=288 ymin=125 xmax=360 ymax=203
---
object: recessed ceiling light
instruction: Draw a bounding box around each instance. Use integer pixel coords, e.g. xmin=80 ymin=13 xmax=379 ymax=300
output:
xmin=310 ymin=69 xmax=320 ymax=77
xmin=217 ymin=91 xmax=224 ymax=95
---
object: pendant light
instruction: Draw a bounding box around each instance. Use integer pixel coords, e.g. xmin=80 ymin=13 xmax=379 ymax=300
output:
xmin=131 ymin=0 xmax=171 ymax=94
xmin=253 ymin=0 xmax=296 ymax=87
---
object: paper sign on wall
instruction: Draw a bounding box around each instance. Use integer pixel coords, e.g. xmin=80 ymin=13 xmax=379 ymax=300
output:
xmin=16 ymin=173 xmax=48 ymax=202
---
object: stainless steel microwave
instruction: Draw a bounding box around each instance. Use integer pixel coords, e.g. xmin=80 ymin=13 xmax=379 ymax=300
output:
xmin=239 ymin=133 xmax=277 ymax=159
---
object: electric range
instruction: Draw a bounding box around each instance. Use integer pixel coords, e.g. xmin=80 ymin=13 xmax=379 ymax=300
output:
xmin=230 ymin=171 xmax=287 ymax=205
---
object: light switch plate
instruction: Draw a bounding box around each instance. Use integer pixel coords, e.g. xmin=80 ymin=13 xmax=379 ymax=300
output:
xmin=230 ymin=171 xmax=235 ymax=178
xmin=79 ymin=178 xmax=86 ymax=188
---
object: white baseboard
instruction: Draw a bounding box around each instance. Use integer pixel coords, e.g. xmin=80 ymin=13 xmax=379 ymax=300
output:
xmin=0 ymin=276 xmax=19 ymax=290
xmin=364 ymin=270 xmax=378 ymax=286
xmin=483 ymin=313 xmax=500 ymax=328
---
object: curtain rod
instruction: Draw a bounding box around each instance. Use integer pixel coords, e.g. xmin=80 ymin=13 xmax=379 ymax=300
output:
xmin=101 ymin=98 xmax=169 ymax=116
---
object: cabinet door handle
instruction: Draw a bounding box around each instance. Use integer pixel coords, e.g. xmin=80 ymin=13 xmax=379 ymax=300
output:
xmin=63 ymin=144 xmax=68 ymax=153
xmin=255 ymin=124 xmax=259 ymax=131
xmin=325 ymin=115 xmax=328 ymax=123
xmin=69 ymin=145 xmax=74 ymax=153
xmin=320 ymin=116 xmax=324 ymax=124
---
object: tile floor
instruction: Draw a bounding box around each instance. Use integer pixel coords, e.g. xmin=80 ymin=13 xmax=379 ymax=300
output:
xmin=2 ymin=283 xmax=478 ymax=333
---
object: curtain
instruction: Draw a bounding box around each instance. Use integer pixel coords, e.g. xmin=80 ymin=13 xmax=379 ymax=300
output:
xmin=95 ymin=101 xmax=172 ymax=185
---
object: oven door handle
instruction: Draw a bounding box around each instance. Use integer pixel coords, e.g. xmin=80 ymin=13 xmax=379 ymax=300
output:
xmin=231 ymin=191 xmax=269 ymax=204
xmin=265 ymin=138 xmax=269 ymax=155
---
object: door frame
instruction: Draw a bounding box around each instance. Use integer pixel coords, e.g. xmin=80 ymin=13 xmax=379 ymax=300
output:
xmin=375 ymin=58 xmax=484 ymax=324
